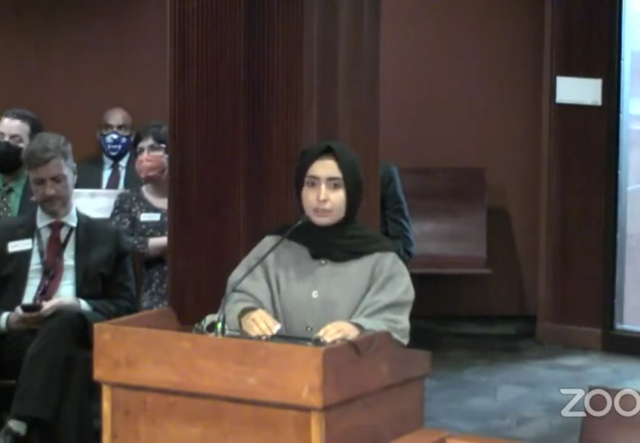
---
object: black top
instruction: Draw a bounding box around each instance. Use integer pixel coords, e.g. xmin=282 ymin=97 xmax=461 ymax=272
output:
xmin=110 ymin=187 xmax=168 ymax=310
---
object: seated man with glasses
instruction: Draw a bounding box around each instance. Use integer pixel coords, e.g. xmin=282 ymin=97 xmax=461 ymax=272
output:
xmin=110 ymin=122 xmax=169 ymax=311
xmin=76 ymin=107 xmax=142 ymax=190
xmin=0 ymin=132 xmax=137 ymax=443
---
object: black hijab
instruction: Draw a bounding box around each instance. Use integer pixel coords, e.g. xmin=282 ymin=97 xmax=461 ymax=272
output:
xmin=270 ymin=141 xmax=397 ymax=262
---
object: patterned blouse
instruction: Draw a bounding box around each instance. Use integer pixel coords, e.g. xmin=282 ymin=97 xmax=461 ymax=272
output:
xmin=110 ymin=187 xmax=168 ymax=311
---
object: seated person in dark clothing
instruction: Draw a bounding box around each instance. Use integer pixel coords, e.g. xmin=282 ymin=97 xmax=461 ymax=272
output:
xmin=380 ymin=162 xmax=414 ymax=264
xmin=0 ymin=108 xmax=44 ymax=219
xmin=76 ymin=107 xmax=142 ymax=190
xmin=0 ymin=132 xmax=137 ymax=443
xmin=110 ymin=123 xmax=169 ymax=311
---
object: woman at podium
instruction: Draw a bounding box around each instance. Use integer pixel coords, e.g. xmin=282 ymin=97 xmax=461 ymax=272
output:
xmin=222 ymin=141 xmax=415 ymax=345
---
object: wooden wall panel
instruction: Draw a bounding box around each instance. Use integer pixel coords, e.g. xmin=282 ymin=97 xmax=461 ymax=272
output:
xmin=244 ymin=0 xmax=305 ymax=247
xmin=0 ymin=0 xmax=168 ymax=161
xmin=380 ymin=0 xmax=544 ymax=317
xmin=303 ymin=0 xmax=381 ymax=227
xmin=168 ymin=0 xmax=248 ymax=325
xmin=537 ymin=0 xmax=619 ymax=348
xmin=168 ymin=0 xmax=381 ymax=324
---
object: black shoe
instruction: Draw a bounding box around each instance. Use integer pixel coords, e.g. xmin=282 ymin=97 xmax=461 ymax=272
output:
xmin=0 ymin=425 xmax=23 ymax=443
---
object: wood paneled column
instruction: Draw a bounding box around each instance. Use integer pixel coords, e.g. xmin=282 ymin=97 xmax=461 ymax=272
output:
xmin=168 ymin=0 xmax=381 ymax=324
xmin=537 ymin=0 xmax=619 ymax=349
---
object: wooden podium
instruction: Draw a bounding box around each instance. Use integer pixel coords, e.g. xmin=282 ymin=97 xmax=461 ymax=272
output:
xmin=94 ymin=308 xmax=431 ymax=443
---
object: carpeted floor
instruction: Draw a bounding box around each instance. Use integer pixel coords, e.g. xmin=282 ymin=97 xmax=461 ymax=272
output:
xmin=414 ymin=333 xmax=640 ymax=443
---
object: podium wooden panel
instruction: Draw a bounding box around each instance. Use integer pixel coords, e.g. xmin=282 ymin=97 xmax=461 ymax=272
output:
xmin=94 ymin=308 xmax=430 ymax=443
xmin=446 ymin=436 xmax=522 ymax=443
xmin=392 ymin=428 xmax=450 ymax=442
xmin=391 ymin=429 xmax=523 ymax=443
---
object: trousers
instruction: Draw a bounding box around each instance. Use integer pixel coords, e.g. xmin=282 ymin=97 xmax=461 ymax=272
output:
xmin=0 ymin=308 xmax=103 ymax=443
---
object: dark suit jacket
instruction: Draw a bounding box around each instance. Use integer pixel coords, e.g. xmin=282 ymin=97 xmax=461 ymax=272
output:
xmin=17 ymin=180 xmax=36 ymax=216
xmin=380 ymin=162 xmax=415 ymax=265
xmin=0 ymin=211 xmax=138 ymax=320
xmin=76 ymin=154 xmax=142 ymax=190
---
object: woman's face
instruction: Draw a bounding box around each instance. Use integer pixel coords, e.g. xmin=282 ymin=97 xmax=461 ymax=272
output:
xmin=301 ymin=156 xmax=347 ymax=226
xmin=135 ymin=136 xmax=168 ymax=182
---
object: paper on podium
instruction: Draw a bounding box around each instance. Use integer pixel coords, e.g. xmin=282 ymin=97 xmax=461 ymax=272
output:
xmin=73 ymin=189 xmax=122 ymax=219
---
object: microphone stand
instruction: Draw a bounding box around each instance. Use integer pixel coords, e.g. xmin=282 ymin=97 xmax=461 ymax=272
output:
xmin=212 ymin=217 xmax=307 ymax=337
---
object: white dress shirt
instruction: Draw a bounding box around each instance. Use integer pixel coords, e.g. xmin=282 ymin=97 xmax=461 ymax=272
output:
xmin=101 ymin=153 xmax=130 ymax=189
xmin=0 ymin=206 xmax=92 ymax=331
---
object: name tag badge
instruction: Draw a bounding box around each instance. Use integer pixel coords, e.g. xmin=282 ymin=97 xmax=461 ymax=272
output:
xmin=7 ymin=239 xmax=33 ymax=254
xmin=140 ymin=213 xmax=162 ymax=222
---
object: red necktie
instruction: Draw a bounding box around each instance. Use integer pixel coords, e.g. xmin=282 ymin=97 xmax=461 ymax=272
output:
xmin=38 ymin=221 xmax=65 ymax=302
xmin=106 ymin=162 xmax=121 ymax=189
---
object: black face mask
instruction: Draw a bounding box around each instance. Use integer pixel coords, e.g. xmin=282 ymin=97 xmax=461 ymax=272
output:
xmin=0 ymin=141 xmax=24 ymax=175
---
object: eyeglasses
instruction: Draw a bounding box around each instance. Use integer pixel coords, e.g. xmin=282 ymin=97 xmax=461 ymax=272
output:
xmin=136 ymin=144 xmax=167 ymax=156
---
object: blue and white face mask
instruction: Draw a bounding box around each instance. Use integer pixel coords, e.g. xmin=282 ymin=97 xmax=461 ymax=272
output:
xmin=100 ymin=132 xmax=133 ymax=160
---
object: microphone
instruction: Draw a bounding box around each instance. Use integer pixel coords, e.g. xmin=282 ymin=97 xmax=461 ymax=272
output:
xmin=211 ymin=216 xmax=308 ymax=337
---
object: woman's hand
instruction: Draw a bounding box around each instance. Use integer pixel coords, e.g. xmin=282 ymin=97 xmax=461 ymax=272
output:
xmin=316 ymin=321 xmax=362 ymax=343
xmin=240 ymin=309 xmax=281 ymax=336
